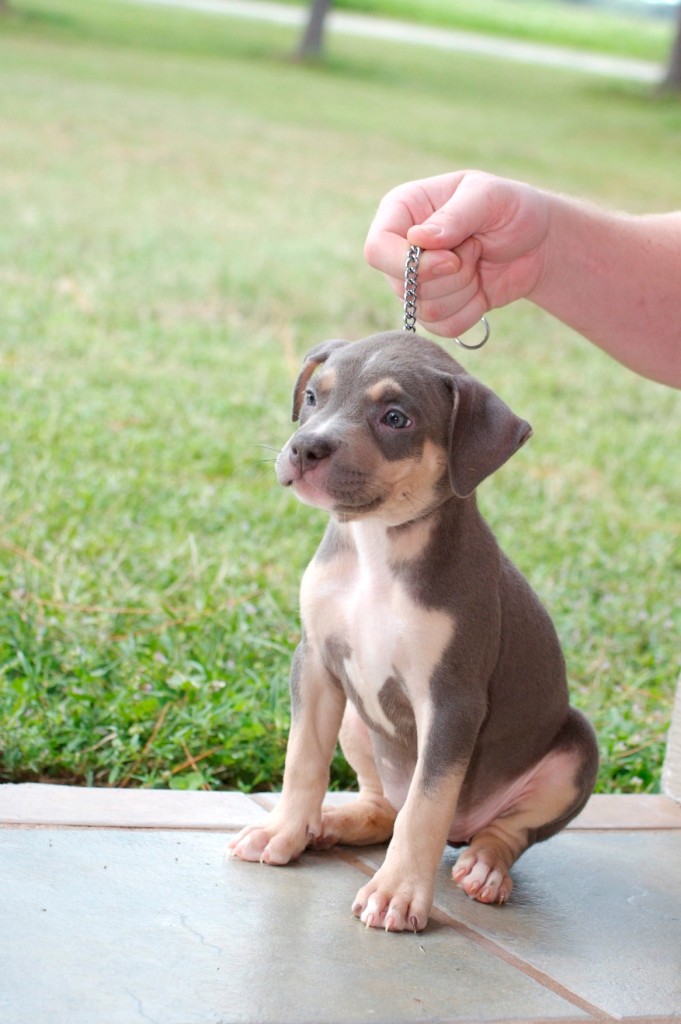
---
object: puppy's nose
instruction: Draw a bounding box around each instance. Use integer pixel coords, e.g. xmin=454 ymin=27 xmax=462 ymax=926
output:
xmin=289 ymin=433 xmax=336 ymax=474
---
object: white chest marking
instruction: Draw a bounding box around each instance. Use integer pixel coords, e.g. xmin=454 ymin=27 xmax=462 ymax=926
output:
xmin=301 ymin=521 xmax=455 ymax=739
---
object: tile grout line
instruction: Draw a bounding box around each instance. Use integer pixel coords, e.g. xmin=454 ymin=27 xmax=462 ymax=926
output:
xmin=415 ymin=1016 xmax=592 ymax=1024
xmin=248 ymin=793 xmax=276 ymax=812
xmin=334 ymin=848 xmax=617 ymax=1024
xmin=433 ymin=1018 xmax=595 ymax=1024
xmin=428 ymin=905 xmax=617 ymax=1024
xmin=1 ymin=823 xmax=251 ymax=832
xmin=2 ymin=816 xmax=680 ymax=832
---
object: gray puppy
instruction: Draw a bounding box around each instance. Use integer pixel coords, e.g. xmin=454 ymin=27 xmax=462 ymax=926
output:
xmin=230 ymin=331 xmax=598 ymax=933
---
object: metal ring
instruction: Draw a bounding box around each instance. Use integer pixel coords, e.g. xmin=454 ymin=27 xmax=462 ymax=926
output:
xmin=454 ymin=316 xmax=491 ymax=350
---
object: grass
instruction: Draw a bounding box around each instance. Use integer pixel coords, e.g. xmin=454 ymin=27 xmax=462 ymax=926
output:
xmin=0 ymin=0 xmax=680 ymax=794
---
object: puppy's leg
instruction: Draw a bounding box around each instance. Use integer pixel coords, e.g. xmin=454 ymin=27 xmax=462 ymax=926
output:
xmin=228 ymin=641 xmax=345 ymax=865
xmin=352 ymin=765 xmax=466 ymax=933
xmin=314 ymin=703 xmax=397 ymax=850
xmin=453 ymin=710 xmax=598 ymax=904
xmin=350 ymin=681 xmax=490 ymax=932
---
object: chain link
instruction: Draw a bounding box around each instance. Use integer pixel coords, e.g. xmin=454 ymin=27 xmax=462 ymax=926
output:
xmin=403 ymin=244 xmax=420 ymax=332
xmin=402 ymin=243 xmax=491 ymax=349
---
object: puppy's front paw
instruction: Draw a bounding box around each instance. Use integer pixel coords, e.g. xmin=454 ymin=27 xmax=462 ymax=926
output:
xmin=227 ymin=818 xmax=313 ymax=866
xmin=351 ymin=865 xmax=434 ymax=933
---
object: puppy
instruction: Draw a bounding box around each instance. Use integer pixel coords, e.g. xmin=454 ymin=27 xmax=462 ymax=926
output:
xmin=229 ymin=331 xmax=598 ymax=932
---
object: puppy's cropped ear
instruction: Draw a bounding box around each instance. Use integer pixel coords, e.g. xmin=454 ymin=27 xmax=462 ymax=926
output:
xmin=444 ymin=374 xmax=532 ymax=498
xmin=291 ymin=338 xmax=351 ymax=421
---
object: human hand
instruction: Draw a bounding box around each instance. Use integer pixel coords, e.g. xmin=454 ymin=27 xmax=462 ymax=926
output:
xmin=364 ymin=171 xmax=551 ymax=338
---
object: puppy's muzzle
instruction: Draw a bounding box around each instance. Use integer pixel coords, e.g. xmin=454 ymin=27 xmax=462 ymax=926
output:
xmin=276 ymin=430 xmax=339 ymax=490
xmin=287 ymin=432 xmax=337 ymax=478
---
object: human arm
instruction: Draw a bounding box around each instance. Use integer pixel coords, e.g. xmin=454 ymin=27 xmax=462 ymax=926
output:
xmin=364 ymin=170 xmax=681 ymax=387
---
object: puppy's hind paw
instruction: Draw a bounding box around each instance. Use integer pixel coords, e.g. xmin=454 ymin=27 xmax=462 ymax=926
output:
xmin=452 ymin=847 xmax=513 ymax=905
xmin=313 ymin=796 xmax=396 ymax=850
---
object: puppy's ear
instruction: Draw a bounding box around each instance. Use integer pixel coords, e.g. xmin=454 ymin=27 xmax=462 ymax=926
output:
xmin=291 ymin=339 xmax=351 ymax=421
xmin=444 ymin=374 xmax=532 ymax=498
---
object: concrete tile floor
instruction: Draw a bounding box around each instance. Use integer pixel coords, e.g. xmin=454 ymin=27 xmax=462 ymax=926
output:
xmin=1 ymin=785 xmax=680 ymax=1024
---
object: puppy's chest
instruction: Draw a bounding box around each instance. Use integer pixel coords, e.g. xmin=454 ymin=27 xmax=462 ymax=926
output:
xmin=334 ymin=567 xmax=408 ymax=690
xmin=300 ymin=534 xmax=454 ymax=734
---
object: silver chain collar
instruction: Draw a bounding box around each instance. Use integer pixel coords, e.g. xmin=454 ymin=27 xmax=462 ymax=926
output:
xmin=403 ymin=243 xmax=490 ymax=350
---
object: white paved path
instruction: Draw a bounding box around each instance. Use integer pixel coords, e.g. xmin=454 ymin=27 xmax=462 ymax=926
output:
xmin=122 ymin=0 xmax=665 ymax=82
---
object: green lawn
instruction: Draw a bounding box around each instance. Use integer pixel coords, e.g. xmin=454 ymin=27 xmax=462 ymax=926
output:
xmin=1 ymin=0 xmax=680 ymax=794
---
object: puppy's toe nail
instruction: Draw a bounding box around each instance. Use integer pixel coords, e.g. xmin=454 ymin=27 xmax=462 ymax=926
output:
xmin=409 ymin=915 xmax=419 ymax=933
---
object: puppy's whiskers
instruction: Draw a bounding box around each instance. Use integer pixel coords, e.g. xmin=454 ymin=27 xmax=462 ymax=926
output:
xmin=254 ymin=443 xmax=281 ymax=457
xmin=251 ymin=443 xmax=281 ymax=472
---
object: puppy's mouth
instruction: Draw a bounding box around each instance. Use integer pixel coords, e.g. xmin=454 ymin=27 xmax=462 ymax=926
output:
xmin=278 ymin=457 xmax=386 ymax=518
xmin=294 ymin=473 xmax=385 ymax=518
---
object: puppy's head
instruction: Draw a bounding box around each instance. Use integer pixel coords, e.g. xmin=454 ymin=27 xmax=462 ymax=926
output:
xmin=276 ymin=331 xmax=531 ymax=525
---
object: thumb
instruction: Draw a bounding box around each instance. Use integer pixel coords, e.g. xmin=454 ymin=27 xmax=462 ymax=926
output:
xmin=407 ymin=220 xmax=459 ymax=250
xmin=407 ymin=179 xmax=488 ymax=251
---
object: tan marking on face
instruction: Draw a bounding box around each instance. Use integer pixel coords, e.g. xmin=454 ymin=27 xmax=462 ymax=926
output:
xmin=376 ymin=439 xmax=449 ymax=526
xmin=316 ymin=367 xmax=337 ymax=394
xmin=366 ymin=378 xmax=404 ymax=403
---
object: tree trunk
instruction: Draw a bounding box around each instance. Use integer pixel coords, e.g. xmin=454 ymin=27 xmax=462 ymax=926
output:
xmin=296 ymin=0 xmax=333 ymax=60
xmin=661 ymin=3 xmax=681 ymax=92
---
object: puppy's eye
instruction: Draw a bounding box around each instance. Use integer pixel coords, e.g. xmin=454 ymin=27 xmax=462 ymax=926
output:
xmin=305 ymin=389 xmax=316 ymax=407
xmin=381 ymin=409 xmax=411 ymax=430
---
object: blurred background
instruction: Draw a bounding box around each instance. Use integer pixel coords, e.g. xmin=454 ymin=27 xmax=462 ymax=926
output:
xmin=1 ymin=0 xmax=680 ymax=796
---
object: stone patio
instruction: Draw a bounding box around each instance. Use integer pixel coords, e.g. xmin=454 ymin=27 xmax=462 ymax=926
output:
xmin=1 ymin=784 xmax=680 ymax=1023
